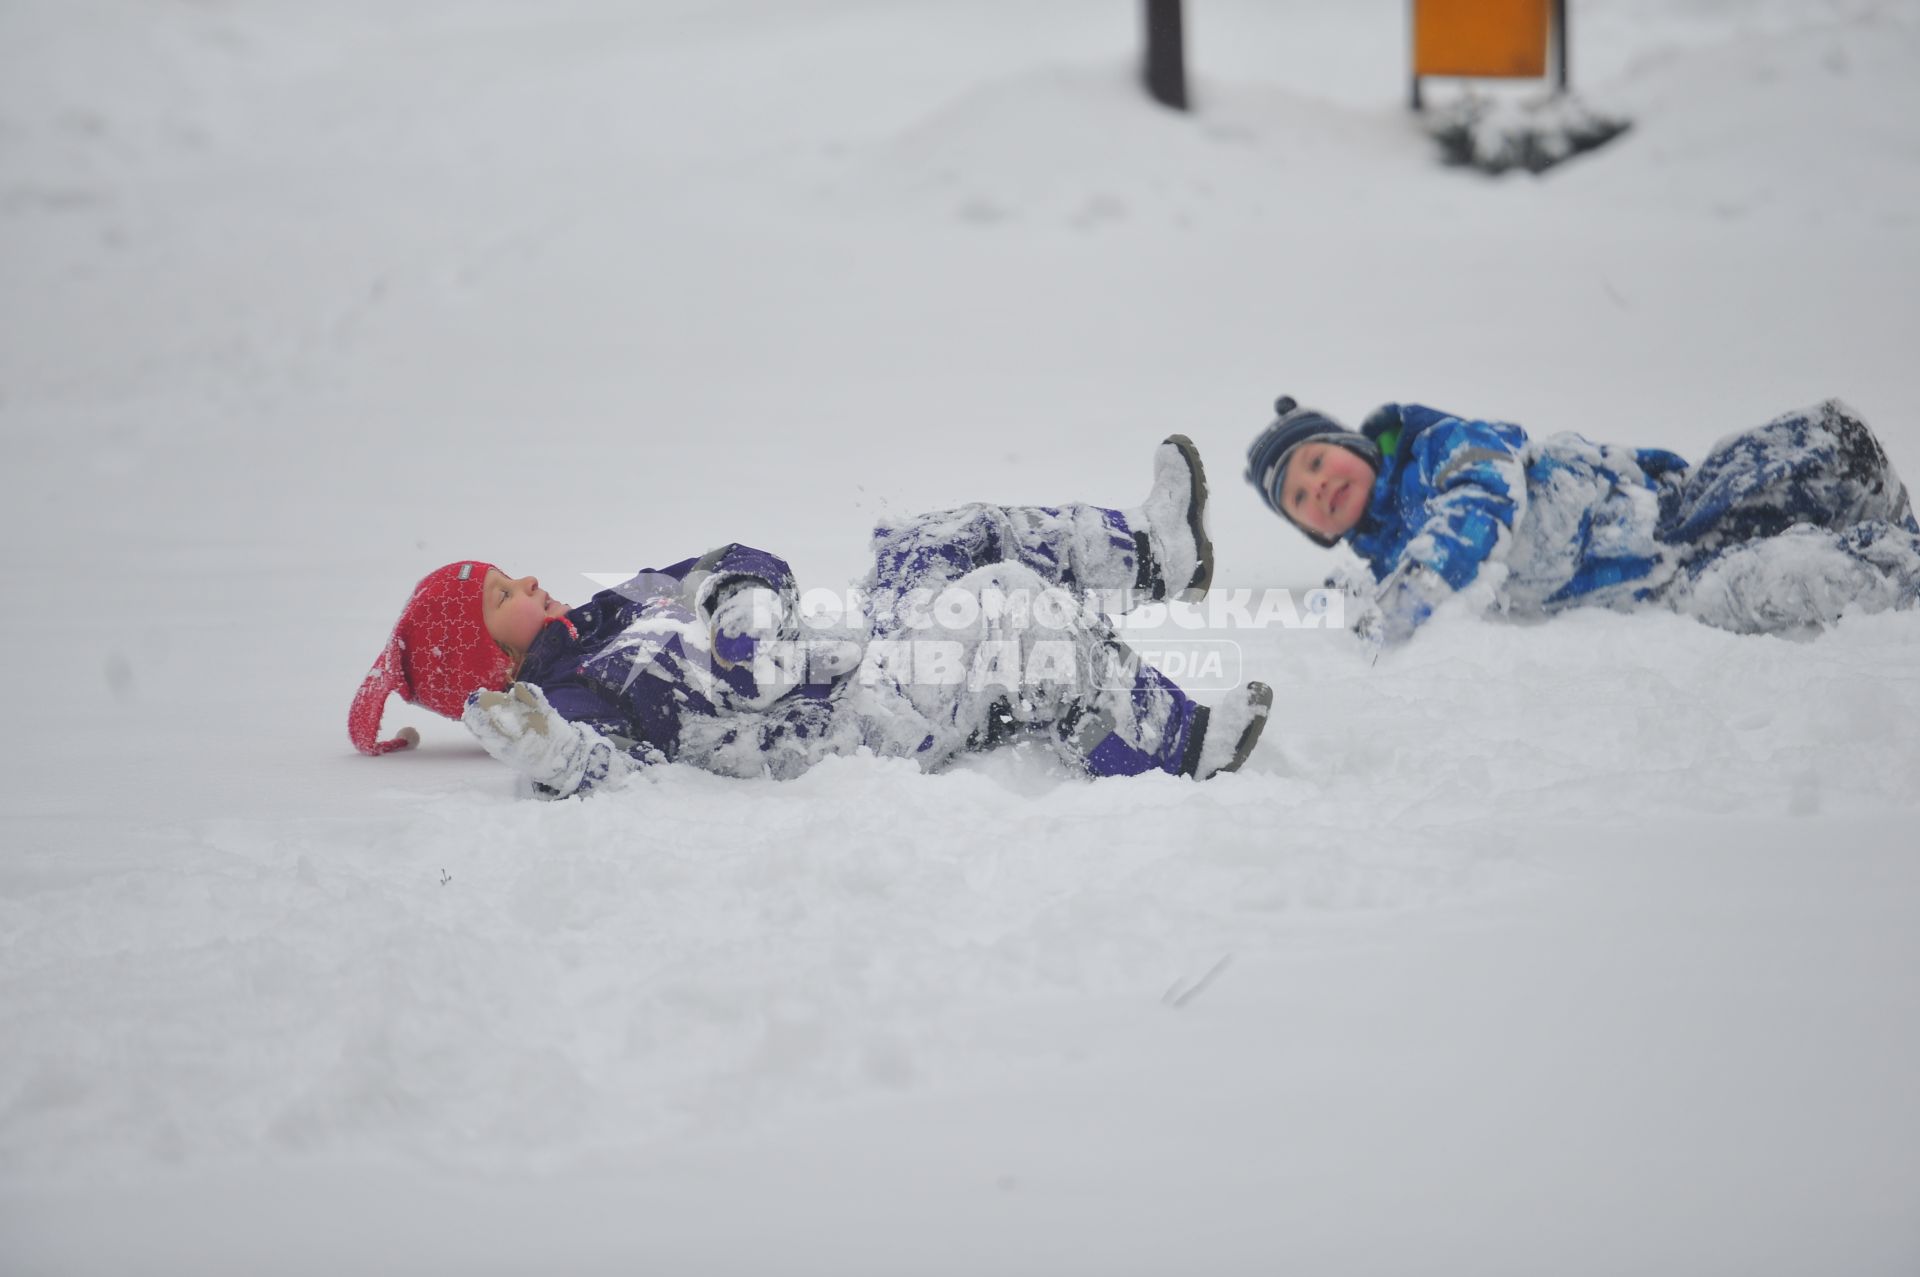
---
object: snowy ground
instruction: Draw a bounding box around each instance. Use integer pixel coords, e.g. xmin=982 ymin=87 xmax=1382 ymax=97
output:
xmin=4 ymin=1 xmax=1919 ymax=1273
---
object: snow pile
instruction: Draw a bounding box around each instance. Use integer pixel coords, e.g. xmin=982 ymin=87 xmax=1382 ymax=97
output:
xmin=1424 ymin=91 xmax=1632 ymax=174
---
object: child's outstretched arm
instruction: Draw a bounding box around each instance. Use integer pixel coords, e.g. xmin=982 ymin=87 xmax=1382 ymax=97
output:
xmin=1367 ymin=410 xmax=1529 ymax=644
xmin=463 ymin=683 xmax=653 ymax=799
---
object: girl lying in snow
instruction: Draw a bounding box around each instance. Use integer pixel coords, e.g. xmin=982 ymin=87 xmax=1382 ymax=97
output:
xmin=1244 ymin=397 xmax=1920 ymax=646
xmin=350 ymin=438 xmax=1272 ymax=797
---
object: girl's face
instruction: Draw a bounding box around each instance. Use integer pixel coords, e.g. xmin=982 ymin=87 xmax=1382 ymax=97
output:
xmin=483 ymin=569 xmax=570 ymax=655
xmin=1280 ymin=442 xmax=1376 ymax=541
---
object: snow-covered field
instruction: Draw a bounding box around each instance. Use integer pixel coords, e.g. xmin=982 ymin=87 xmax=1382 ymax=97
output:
xmin=4 ymin=1 xmax=1919 ymax=1272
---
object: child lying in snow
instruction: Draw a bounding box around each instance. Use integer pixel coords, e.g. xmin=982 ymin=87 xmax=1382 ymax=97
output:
xmin=1244 ymin=396 xmax=1920 ymax=646
xmin=350 ymin=438 xmax=1272 ymax=797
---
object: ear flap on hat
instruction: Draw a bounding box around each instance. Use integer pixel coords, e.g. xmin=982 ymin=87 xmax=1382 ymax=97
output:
xmin=349 ymin=632 xmax=418 ymax=756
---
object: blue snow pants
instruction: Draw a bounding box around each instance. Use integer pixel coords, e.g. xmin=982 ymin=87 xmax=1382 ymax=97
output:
xmin=1658 ymin=400 xmax=1920 ymax=631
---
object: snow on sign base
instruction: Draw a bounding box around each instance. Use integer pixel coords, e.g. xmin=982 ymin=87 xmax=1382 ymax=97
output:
xmin=1427 ymin=91 xmax=1632 ymax=175
xmin=1414 ymin=0 xmax=1551 ymax=79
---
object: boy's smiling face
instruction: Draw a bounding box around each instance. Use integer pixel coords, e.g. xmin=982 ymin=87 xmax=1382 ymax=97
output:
xmin=482 ymin=569 xmax=570 ymax=655
xmin=1280 ymin=442 xmax=1376 ymax=541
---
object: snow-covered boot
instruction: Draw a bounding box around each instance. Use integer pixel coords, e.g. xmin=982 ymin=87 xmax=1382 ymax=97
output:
xmin=1051 ymin=636 xmax=1202 ymax=778
xmin=1054 ymin=635 xmax=1269 ymax=779
xmin=1128 ymin=434 xmax=1214 ymax=602
xmin=463 ymin=682 xmax=635 ymax=798
xmin=1667 ymin=525 xmax=1914 ymax=635
xmin=1191 ymin=681 xmax=1273 ymax=779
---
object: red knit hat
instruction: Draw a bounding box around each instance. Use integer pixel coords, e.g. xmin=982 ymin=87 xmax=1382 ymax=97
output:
xmin=349 ymin=561 xmax=515 ymax=756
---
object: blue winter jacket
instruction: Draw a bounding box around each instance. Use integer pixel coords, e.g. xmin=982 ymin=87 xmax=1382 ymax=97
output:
xmin=516 ymin=543 xmax=807 ymax=764
xmin=1347 ymin=404 xmax=1690 ymax=637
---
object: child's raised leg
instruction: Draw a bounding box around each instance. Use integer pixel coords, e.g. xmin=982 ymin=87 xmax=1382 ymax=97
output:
xmin=1660 ymin=400 xmax=1918 ymax=553
xmin=865 ymin=436 xmax=1213 ymax=607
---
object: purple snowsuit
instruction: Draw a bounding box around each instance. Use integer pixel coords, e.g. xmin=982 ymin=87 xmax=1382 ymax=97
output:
xmin=512 ymin=503 xmax=1210 ymax=788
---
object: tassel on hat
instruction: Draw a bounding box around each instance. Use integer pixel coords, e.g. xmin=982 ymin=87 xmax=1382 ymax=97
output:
xmin=349 ymin=561 xmax=515 ymax=756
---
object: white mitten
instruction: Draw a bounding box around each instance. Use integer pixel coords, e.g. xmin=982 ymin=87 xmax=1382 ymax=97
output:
xmin=1323 ymin=564 xmax=1386 ymax=658
xmin=1347 ymin=592 xmax=1388 ymax=662
xmin=463 ymin=683 xmax=631 ymax=798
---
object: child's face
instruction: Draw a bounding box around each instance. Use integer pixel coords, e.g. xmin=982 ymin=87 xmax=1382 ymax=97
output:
xmin=483 ymin=569 xmax=570 ymax=655
xmin=1280 ymin=442 xmax=1375 ymax=541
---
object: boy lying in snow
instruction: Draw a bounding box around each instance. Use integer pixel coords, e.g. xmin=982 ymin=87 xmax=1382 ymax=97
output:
xmin=350 ymin=438 xmax=1272 ymax=797
xmin=1245 ymin=397 xmax=1920 ymax=646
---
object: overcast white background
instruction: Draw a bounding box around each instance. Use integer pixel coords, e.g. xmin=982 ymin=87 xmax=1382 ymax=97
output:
xmin=3 ymin=1 xmax=1918 ymax=1272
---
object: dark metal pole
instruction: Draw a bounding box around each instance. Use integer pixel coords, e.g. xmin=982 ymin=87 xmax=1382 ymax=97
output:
xmin=1143 ymin=0 xmax=1188 ymax=111
xmin=1554 ymin=0 xmax=1570 ymax=92
xmin=1409 ymin=0 xmax=1423 ymax=111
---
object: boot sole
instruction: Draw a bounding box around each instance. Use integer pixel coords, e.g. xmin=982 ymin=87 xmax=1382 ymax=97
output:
xmin=1164 ymin=433 xmax=1214 ymax=602
xmin=1211 ymin=681 xmax=1272 ymax=777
